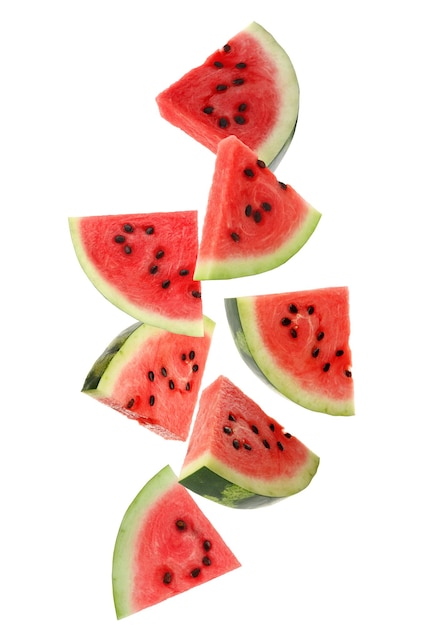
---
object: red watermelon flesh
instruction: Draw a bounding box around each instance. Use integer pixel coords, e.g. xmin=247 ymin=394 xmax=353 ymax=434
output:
xmin=112 ymin=465 xmax=241 ymax=618
xmin=69 ymin=211 xmax=204 ymax=336
xmin=225 ymin=287 xmax=354 ymax=416
xmin=82 ymin=317 xmax=215 ymax=441
xmin=194 ymin=135 xmax=321 ymax=280
xmin=156 ymin=22 xmax=299 ymax=169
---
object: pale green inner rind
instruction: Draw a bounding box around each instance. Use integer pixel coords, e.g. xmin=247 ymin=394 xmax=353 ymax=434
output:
xmin=232 ymin=298 xmax=354 ymax=416
xmin=246 ymin=22 xmax=300 ymax=167
xmin=179 ymin=450 xmax=319 ymax=502
xmin=112 ymin=465 xmax=177 ymax=620
xmin=194 ymin=204 xmax=321 ymax=281
xmin=68 ymin=217 xmax=204 ymax=337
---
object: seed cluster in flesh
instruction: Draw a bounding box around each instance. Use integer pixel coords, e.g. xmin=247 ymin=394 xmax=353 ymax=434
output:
xmin=222 ymin=411 xmax=292 ymax=453
xmin=113 ymin=222 xmax=201 ymax=298
xmin=162 ymin=519 xmax=213 ymax=585
xmin=279 ymin=302 xmax=352 ymax=378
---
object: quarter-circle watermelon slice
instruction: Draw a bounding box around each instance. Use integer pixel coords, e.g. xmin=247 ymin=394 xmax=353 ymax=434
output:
xmin=156 ymin=22 xmax=299 ymax=169
xmin=193 ymin=135 xmax=321 ymax=280
xmin=112 ymin=465 xmax=241 ymax=618
xmin=69 ymin=211 xmax=204 ymax=336
xmin=82 ymin=316 xmax=215 ymax=441
xmin=225 ymin=287 xmax=355 ymax=416
xmin=179 ymin=376 xmax=319 ymax=509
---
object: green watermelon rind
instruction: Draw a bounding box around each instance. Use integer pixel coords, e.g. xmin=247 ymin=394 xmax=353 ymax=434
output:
xmin=194 ymin=200 xmax=321 ymax=281
xmin=244 ymin=22 xmax=300 ymax=169
xmin=68 ymin=215 xmax=204 ymax=337
xmin=225 ymin=297 xmax=355 ymax=416
xmin=112 ymin=465 xmax=177 ymax=620
xmin=179 ymin=451 xmax=319 ymax=509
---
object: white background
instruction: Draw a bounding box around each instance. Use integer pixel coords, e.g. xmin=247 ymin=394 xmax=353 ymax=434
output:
xmin=1 ymin=1 xmax=431 ymax=624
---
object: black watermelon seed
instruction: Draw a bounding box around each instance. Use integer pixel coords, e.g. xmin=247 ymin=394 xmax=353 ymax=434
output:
xmin=163 ymin=572 xmax=172 ymax=585
xmin=126 ymin=398 xmax=135 ymax=409
xmin=336 ymin=349 xmax=345 ymax=356
xmin=219 ymin=117 xmax=229 ymax=128
xmin=251 ymin=424 xmax=259 ymax=434
xmin=161 ymin=367 xmax=167 ymax=377
xmin=145 ymin=226 xmax=154 ymax=235
xmin=245 ymin=204 xmax=253 ymax=217
xmin=148 ymin=371 xmax=155 ymax=382
xmin=124 ymin=245 xmax=132 ymax=254
xmin=203 ymin=106 xmax=214 ymax=114
xmin=203 ymin=540 xmax=212 ymax=551
xmin=192 ymin=290 xmax=201 ymax=299
xmin=284 ymin=432 xmax=292 ymax=438
xmin=278 ymin=181 xmax=288 ymax=190
xmin=290 ymin=328 xmax=298 ymax=339
xmin=214 ymin=61 xmax=223 ymax=68
xmin=312 ymin=348 xmax=320 ymax=358
xmin=253 ymin=210 xmax=262 ymax=223
xmin=123 ymin=223 xmax=134 ymax=232
xmin=277 ymin=441 xmax=284 ymax=451
xmin=149 ymin=265 xmax=158 ymax=274
xmin=323 ymin=362 xmax=331 ymax=372
xmin=281 ymin=317 xmax=291 ymax=326
xmin=223 ymin=426 xmax=232 ymax=435
xmin=232 ymin=78 xmax=244 ymax=85
xmin=236 ymin=62 xmax=247 ymax=69
xmin=228 ymin=414 xmax=236 ymax=421
xmin=162 ymin=280 xmax=171 ymax=289
xmin=262 ymin=439 xmax=270 ymax=449
xmin=181 ymin=353 xmax=187 ymax=361
xmin=185 ymin=382 xmax=191 ymax=391
xmin=231 ymin=232 xmax=240 ymax=242
xmin=308 ymin=306 xmax=315 ymax=315
xmin=149 ymin=395 xmax=155 ymax=406
xmin=189 ymin=351 xmax=195 ymax=359
xmin=257 ymin=159 xmax=266 ymax=168
xmin=234 ymin=115 xmax=246 ymax=124
xmin=244 ymin=168 xmax=254 ymax=178
xmin=223 ymin=44 xmax=231 ymax=53
xmin=179 ymin=269 xmax=189 ymax=276
xmin=202 ymin=556 xmax=211 ymax=566
xmin=114 ymin=235 xmax=125 ymax=243
xmin=289 ymin=304 xmax=298 ymax=314
xmin=243 ymin=443 xmax=252 ymax=451
xmin=191 ymin=568 xmax=201 ymax=578
xmin=155 ymin=249 xmax=164 ymax=259
xmin=176 ymin=519 xmax=186 ymax=531
xmin=192 ymin=364 xmax=199 ymax=372
xmin=269 ymin=423 xmax=275 ymax=431
xmin=317 ymin=331 xmax=325 ymax=341
xmin=261 ymin=202 xmax=272 ymax=211
xmin=216 ymin=84 xmax=228 ymax=91
xmin=232 ymin=439 xmax=240 ymax=449
xmin=238 ymin=103 xmax=247 ymax=111
xmin=169 ymin=380 xmax=175 ymax=390
xmin=345 ymin=370 xmax=352 ymax=378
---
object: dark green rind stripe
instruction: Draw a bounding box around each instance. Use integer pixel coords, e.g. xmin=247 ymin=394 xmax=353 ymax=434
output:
xmin=179 ymin=466 xmax=285 ymax=510
xmin=82 ymin=321 xmax=142 ymax=391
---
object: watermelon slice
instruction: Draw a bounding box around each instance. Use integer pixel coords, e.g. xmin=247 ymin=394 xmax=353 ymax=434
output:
xmin=179 ymin=376 xmax=319 ymax=508
xmin=112 ymin=465 xmax=241 ymax=618
xmin=82 ymin=316 xmax=215 ymax=441
xmin=194 ymin=135 xmax=321 ymax=280
xmin=69 ymin=211 xmax=204 ymax=336
xmin=156 ymin=22 xmax=299 ymax=169
xmin=225 ymin=287 xmax=354 ymax=416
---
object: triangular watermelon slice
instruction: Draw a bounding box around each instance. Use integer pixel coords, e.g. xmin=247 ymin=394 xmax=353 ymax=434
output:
xmin=112 ymin=465 xmax=241 ymax=618
xmin=156 ymin=22 xmax=299 ymax=169
xmin=69 ymin=211 xmax=204 ymax=336
xmin=225 ymin=287 xmax=354 ymax=416
xmin=193 ymin=136 xmax=321 ymax=280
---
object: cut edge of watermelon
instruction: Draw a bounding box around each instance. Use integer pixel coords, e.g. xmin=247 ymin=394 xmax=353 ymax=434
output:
xmin=227 ymin=296 xmax=355 ymax=416
xmin=69 ymin=216 xmax=205 ymax=337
